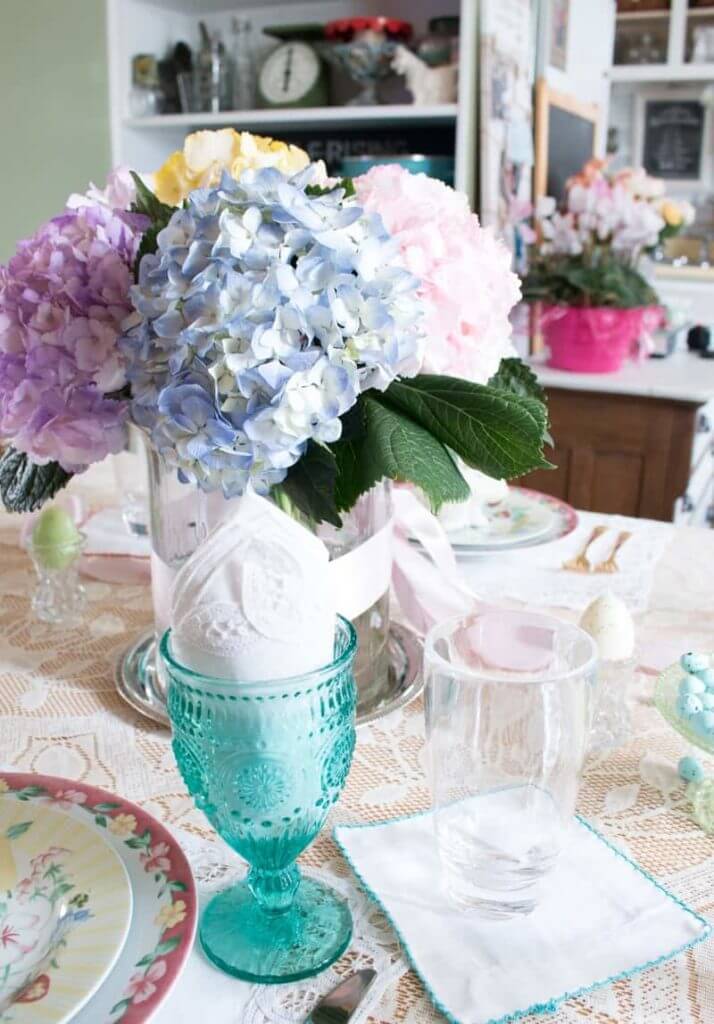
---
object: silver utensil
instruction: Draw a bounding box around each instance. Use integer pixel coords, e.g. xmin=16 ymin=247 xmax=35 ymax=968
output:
xmin=304 ymin=969 xmax=377 ymax=1024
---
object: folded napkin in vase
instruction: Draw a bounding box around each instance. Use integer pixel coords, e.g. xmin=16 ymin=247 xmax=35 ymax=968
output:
xmin=334 ymin=805 xmax=710 ymax=1024
xmin=170 ymin=490 xmax=336 ymax=680
xmin=460 ymin=510 xmax=673 ymax=614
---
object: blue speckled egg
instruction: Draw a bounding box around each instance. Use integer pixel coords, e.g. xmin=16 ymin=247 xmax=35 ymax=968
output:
xmin=681 ymin=652 xmax=709 ymax=674
xmin=676 ymin=757 xmax=704 ymax=778
xmin=680 ymin=674 xmax=706 ymax=696
xmin=677 ymin=693 xmax=704 ymax=719
xmin=679 ymin=756 xmax=705 ymax=783
xmin=694 ymin=710 xmax=714 ymax=738
xmin=697 ymin=668 xmax=714 ymax=689
xmin=700 ymin=692 xmax=714 ymax=711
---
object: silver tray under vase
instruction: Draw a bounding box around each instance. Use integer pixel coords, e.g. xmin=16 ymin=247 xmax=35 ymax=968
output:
xmin=115 ymin=622 xmax=422 ymax=729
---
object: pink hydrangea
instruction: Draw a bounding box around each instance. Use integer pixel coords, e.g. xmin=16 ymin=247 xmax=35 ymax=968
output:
xmin=354 ymin=165 xmax=521 ymax=383
xmin=0 ymin=184 xmax=147 ymax=473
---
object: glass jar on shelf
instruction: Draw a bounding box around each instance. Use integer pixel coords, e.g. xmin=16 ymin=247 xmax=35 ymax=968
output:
xmin=231 ymin=17 xmax=257 ymax=110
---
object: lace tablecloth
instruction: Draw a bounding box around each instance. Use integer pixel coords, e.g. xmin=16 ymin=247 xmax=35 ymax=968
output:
xmin=1 ymin=472 xmax=713 ymax=1024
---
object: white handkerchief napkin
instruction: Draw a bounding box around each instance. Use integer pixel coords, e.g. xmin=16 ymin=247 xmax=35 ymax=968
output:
xmin=334 ymin=809 xmax=710 ymax=1024
xmin=171 ymin=491 xmax=335 ymax=681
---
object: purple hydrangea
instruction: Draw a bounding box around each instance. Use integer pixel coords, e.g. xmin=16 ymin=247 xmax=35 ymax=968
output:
xmin=0 ymin=196 xmax=147 ymax=472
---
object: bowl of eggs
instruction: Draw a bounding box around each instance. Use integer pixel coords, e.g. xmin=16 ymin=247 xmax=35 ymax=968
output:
xmin=655 ymin=651 xmax=714 ymax=755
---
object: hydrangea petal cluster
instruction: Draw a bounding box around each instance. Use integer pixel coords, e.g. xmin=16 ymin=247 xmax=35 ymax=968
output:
xmin=0 ymin=192 xmax=147 ymax=472
xmin=354 ymin=165 xmax=521 ymax=384
xmin=122 ymin=165 xmax=424 ymax=496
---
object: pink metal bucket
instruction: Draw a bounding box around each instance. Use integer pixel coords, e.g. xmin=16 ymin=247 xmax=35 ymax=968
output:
xmin=541 ymin=305 xmax=646 ymax=374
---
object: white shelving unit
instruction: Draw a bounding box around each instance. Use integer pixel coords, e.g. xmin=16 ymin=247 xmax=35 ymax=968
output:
xmin=106 ymin=0 xmax=477 ymax=202
xmin=609 ymin=0 xmax=714 ymax=82
xmin=123 ymin=103 xmax=458 ymax=130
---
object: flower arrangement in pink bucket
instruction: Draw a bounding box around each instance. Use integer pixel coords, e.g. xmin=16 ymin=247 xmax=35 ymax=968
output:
xmin=522 ymin=160 xmax=687 ymax=374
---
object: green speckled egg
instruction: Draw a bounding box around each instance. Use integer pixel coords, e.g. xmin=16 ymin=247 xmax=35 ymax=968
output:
xmin=32 ymin=506 xmax=82 ymax=570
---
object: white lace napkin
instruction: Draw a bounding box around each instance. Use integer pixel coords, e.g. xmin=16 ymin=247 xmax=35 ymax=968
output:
xmin=171 ymin=491 xmax=335 ymax=680
xmin=460 ymin=510 xmax=673 ymax=613
xmin=334 ymin=806 xmax=710 ymax=1024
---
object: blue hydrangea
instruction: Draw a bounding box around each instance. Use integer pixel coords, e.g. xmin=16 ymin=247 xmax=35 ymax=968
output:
xmin=122 ymin=166 xmax=424 ymax=495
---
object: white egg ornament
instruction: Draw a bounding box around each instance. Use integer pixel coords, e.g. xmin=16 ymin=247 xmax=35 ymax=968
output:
xmin=579 ymin=592 xmax=635 ymax=662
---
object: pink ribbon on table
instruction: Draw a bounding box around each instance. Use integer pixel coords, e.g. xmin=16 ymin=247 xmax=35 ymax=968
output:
xmin=390 ymin=488 xmax=483 ymax=636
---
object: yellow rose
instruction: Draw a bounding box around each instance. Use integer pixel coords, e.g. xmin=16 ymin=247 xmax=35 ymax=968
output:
xmin=155 ymin=899 xmax=187 ymax=930
xmin=659 ymin=200 xmax=683 ymax=228
xmin=108 ymin=812 xmax=138 ymax=838
xmin=152 ymin=129 xmax=309 ymax=206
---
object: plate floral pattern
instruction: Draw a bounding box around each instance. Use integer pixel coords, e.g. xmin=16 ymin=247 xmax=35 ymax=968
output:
xmin=0 ymin=795 xmax=132 ymax=1024
xmin=449 ymin=487 xmax=578 ymax=553
xmin=0 ymin=774 xmax=197 ymax=1024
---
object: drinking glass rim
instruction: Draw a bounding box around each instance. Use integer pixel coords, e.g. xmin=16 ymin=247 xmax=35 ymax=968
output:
xmin=424 ymin=609 xmax=598 ymax=686
xmin=159 ymin=613 xmax=357 ymax=690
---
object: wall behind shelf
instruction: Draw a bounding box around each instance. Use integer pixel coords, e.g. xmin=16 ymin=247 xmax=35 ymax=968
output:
xmin=0 ymin=0 xmax=110 ymax=260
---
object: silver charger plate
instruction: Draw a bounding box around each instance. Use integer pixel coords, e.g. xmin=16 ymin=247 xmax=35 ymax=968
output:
xmin=116 ymin=622 xmax=422 ymax=729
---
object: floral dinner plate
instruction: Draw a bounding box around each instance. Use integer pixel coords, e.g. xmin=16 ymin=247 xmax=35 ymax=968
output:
xmin=448 ymin=488 xmax=578 ymax=555
xmin=446 ymin=486 xmax=555 ymax=549
xmin=0 ymin=794 xmax=132 ymax=1023
xmin=0 ymin=774 xmax=197 ymax=1024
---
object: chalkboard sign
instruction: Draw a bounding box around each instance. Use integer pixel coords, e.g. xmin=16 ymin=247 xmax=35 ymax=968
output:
xmin=642 ymin=100 xmax=704 ymax=180
xmin=546 ymin=106 xmax=596 ymax=200
xmin=534 ymin=80 xmax=599 ymax=201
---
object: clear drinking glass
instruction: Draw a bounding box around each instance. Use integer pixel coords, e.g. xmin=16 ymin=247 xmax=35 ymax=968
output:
xmin=424 ymin=609 xmax=597 ymax=919
xmin=161 ymin=616 xmax=357 ymax=983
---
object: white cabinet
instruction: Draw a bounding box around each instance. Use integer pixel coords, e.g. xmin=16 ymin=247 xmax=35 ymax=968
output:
xmin=106 ymin=0 xmax=477 ymax=201
xmin=611 ymin=0 xmax=714 ymax=81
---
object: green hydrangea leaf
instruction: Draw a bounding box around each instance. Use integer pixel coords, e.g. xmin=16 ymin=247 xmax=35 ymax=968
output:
xmin=279 ymin=441 xmax=342 ymax=527
xmin=377 ymin=375 xmax=552 ymax=480
xmin=488 ymin=357 xmax=546 ymax=404
xmin=130 ymin=172 xmax=174 ymax=223
xmin=331 ymin=397 xmax=471 ymax=516
xmin=0 ymin=447 xmax=73 ymax=513
xmin=130 ymin=172 xmax=175 ymax=279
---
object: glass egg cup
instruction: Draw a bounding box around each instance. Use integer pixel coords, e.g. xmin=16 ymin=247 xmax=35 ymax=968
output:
xmin=27 ymin=534 xmax=87 ymax=626
xmin=161 ymin=616 xmax=357 ymax=984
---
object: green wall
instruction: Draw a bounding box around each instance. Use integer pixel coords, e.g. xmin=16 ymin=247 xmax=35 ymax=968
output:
xmin=0 ymin=0 xmax=110 ymax=261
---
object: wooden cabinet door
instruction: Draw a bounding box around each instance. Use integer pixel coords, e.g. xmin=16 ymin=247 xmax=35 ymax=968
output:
xmin=522 ymin=389 xmax=697 ymax=521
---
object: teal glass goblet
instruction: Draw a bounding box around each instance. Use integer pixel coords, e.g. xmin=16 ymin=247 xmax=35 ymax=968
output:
xmin=160 ymin=616 xmax=357 ymax=984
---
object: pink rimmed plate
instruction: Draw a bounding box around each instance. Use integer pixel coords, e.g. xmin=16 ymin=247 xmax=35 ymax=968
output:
xmin=448 ymin=488 xmax=579 ymax=556
xmin=0 ymin=774 xmax=196 ymax=1024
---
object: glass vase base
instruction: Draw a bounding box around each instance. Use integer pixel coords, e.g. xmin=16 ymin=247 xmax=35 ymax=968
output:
xmin=200 ymin=877 xmax=353 ymax=984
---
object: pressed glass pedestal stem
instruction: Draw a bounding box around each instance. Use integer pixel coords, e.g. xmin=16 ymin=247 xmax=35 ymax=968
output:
xmin=161 ymin=617 xmax=357 ymax=983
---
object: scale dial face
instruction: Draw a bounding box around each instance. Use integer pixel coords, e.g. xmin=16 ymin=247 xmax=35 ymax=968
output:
xmin=259 ymin=42 xmax=322 ymax=106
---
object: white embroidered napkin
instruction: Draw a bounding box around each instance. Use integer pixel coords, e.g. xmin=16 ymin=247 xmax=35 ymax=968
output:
xmin=334 ymin=808 xmax=710 ymax=1024
xmin=171 ymin=490 xmax=335 ymax=680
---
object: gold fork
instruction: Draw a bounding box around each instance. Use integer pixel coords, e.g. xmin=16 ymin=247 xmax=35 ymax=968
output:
xmin=593 ymin=530 xmax=632 ymax=574
xmin=561 ymin=525 xmax=608 ymax=573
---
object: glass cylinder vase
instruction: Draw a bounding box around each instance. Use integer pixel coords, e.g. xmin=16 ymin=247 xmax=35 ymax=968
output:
xmin=147 ymin=447 xmax=392 ymax=718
